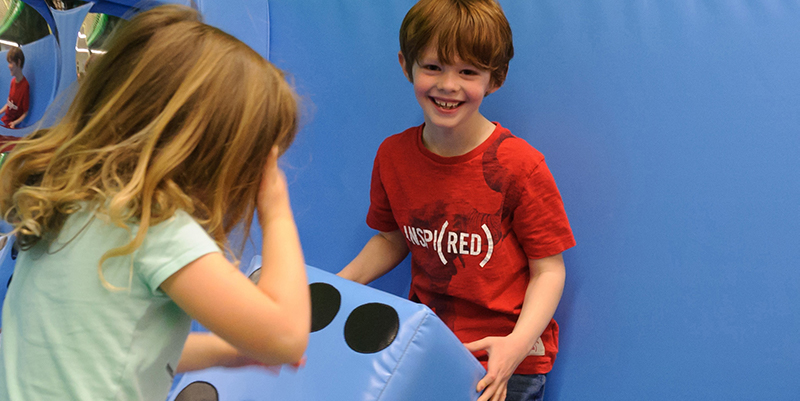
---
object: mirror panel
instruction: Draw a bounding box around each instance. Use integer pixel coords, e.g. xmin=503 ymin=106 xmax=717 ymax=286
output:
xmin=76 ymin=11 xmax=121 ymax=80
xmin=0 ymin=0 xmax=58 ymax=130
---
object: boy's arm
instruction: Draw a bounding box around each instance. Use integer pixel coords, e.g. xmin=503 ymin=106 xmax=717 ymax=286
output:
xmin=338 ymin=230 xmax=408 ymax=285
xmin=9 ymin=112 xmax=26 ymax=128
xmin=464 ymin=253 xmax=566 ymax=401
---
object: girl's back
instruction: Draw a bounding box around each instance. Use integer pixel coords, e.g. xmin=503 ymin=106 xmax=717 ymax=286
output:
xmin=0 ymin=208 xmax=216 ymax=399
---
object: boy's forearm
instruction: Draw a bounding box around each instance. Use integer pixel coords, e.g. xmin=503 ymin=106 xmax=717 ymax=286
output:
xmin=12 ymin=113 xmax=26 ymax=125
xmin=508 ymin=254 xmax=566 ymax=350
xmin=338 ymin=231 xmax=408 ymax=284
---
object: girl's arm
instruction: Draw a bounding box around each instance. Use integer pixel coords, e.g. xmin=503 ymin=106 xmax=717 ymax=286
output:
xmin=177 ymin=332 xmax=304 ymax=374
xmin=337 ymin=230 xmax=408 ymax=285
xmin=176 ymin=332 xmax=261 ymax=373
xmin=161 ymin=147 xmax=311 ymax=367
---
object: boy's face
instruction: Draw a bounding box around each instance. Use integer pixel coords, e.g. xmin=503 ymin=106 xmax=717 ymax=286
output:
xmin=7 ymin=60 xmax=21 ymax=77
xmin=400 ymin=46 xmax=498 ymax=133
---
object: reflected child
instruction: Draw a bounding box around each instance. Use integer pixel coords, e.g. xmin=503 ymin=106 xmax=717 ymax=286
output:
xmin=0 ymin=47 xmax=29 ymax=129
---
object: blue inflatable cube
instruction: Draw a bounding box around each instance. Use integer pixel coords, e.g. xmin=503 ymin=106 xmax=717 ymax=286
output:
xmin=169 ymin=259 xmax=485 ymax=401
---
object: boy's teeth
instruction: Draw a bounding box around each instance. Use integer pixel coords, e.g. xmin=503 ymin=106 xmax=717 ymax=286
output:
xmin=434 ymin=99 xmax=460 ymax=109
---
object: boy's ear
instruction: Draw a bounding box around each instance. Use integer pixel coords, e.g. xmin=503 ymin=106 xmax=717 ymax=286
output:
xmin=398 ymin=51 xmax=413 ymax=83
xmin=485 ymin=83 xmax=501 ymax=96
xmin=485 ymin=76 xmax=504 ymax=96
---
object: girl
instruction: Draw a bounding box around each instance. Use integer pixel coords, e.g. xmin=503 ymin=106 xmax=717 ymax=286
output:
xmin=0 ymin=5 xmax=310 ymax=400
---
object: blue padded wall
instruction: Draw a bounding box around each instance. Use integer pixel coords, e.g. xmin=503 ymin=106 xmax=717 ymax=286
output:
xmin=169 ymin=262 xmax=485 ymax=401
xmin=268 ymin=1 xmax=800 ymax=400
xmin=2 ymin=1 xmax=798 ymax=399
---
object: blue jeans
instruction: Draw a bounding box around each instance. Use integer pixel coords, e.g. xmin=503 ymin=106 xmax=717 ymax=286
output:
xmin=505 ymin=374 xmax=546 ymax=401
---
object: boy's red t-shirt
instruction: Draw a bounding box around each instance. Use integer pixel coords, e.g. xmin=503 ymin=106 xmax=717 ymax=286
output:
xmin=367 ymin=123 xmax=576 ymax=374
xmin=2 ymin=76 xmax=30 ymax=126
xmin=0 ymin=135 xmax=20 ymax=152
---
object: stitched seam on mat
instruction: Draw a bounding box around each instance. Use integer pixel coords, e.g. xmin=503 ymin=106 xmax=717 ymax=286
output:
xmin=374 ymin=311 xmax=429 ymax=401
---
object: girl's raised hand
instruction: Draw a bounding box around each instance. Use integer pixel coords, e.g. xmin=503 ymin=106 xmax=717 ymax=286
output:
xmin=257 ymin=146 xmax=291 ymax=228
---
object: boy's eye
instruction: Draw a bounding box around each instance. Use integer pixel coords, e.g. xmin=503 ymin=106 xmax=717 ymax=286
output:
xmin=421 ymin=64 xmax=441 ymax=71
xmin=461 ymin=69 xmax=479 ymax=76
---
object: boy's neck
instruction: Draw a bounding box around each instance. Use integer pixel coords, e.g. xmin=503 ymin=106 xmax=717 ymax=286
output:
xmin=12 ymin=71 xmax=24 ymax=81
xmin=421 ymin=114 xmax=497 ymax=158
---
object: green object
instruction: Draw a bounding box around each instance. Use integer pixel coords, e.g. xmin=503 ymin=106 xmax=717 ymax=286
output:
xmin=0 ymin=0 xmax=24 ymax=37
xmin=86 ymin=13 xmax=108 ymax=48
xmin=0 ymin=152 xmax=7 ymax=167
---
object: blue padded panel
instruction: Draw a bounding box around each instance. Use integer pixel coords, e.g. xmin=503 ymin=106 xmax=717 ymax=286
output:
xmin=0 ymin=233 xmax=15 ymax=328
xmin=52 ymin=3 xmax=94 ymax=98
xmin=200 ymin=0 xmax=269 ymax=59
xmin=88 ymin=1 xmax=138 ymax=18
xmin=266 ymin=0 xmax=418 ymax=298
xmin=169 ymin=261 xmax=484 ymax=401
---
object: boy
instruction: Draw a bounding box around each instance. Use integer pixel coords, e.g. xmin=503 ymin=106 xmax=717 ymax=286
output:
xmin=1 ymin=47 xmax=29 ymax=129
xmin=338 ymin=1 xmax=575 ymax=400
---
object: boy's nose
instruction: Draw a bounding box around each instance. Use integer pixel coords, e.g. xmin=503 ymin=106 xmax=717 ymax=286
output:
xmin=436 ymin=72 xmax=459 ymax=92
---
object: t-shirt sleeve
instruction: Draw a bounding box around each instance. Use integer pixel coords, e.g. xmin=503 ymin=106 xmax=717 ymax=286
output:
xmin=134 ymin=210 xmax=221 ymax=295
xmin=20 ymin=82 xmax=28 ymax=114
xmin=512 ymin=159 xmax=576 ymax=259
xmin=366 ymin=148 xmax=399 ymax=232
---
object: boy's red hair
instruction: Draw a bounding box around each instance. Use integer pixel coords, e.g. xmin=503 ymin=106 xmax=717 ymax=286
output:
xmin=6 ymin=47 xmax=24 ymax=68
xmin=399 ymin=0 xmax=514 ymax=88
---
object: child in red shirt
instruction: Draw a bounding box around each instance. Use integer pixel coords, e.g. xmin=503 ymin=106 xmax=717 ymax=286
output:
xmin=1 ymin=47 xmax=29 ymax=129
xmin=338 ymin=1 xmax=575 ymax=400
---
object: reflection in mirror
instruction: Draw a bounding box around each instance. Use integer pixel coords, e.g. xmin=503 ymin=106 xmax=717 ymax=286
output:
xmin=44 ymin=0 xmax=86 ymax=11
xmin=0 ymin=0 xmax=57 ymax=129
xmin=76 ymin=12 xmax=122 ymax=80
xmin=0 ymin=1 xmax=50 ymax=50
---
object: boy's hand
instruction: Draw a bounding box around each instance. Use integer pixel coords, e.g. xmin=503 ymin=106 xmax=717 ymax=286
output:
xmin=7 ymin=122 xmax=15 ymax=129
xmin=256 ymin=146 xmax=291 ymax=228
xmin=464 ymin=335 xmax=531 ymax=401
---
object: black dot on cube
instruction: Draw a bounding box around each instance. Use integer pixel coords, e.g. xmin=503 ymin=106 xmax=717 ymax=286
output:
xmin=310 ymin=282 xmax=341 ymax=332
xmin=248 ymin=268 xmax=261 ymax=284
xmin=174 ymin=381 xmax=218 ymax=401
xmin=344 ymin=302 xmax=399 ymax=354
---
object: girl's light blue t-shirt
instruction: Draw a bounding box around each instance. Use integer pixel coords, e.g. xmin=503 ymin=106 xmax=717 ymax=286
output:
xmin=0 ymin=207 xmax=220 ymax=400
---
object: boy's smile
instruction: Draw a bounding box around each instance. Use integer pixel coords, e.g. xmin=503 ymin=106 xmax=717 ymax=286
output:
xmin=431 ymin=97 xmax=462 ymax=110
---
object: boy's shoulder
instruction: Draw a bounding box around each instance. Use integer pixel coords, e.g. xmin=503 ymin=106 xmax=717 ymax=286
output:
xmin=376 ymin=124 xmax=421 ymax=154
xmin=11 ymin=76 xmax=29 ymax=88
xmin=490 ymin=124 xmax=546 ymax=175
